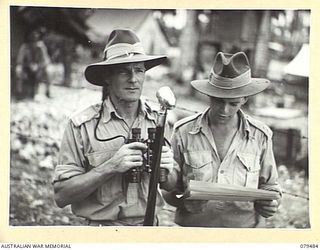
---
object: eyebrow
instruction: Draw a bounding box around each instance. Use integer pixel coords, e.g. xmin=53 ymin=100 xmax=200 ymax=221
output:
xmin=117 ymin=65 xmax=146 ymax=70
xmin=214 ymin=98 xmax=241 ymax=104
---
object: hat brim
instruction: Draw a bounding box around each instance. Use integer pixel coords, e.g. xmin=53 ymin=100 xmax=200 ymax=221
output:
xmin=191 ymin=78 xmax=271 ymax=98
xmin=85 ymin=54 xmax=167 ymax=85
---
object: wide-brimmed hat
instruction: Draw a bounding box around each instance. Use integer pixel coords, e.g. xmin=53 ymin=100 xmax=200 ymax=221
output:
xmin=85 ymin=29 xmax=167 ymax=85
xmin=191 ymin=52 xmax=271 ymax=98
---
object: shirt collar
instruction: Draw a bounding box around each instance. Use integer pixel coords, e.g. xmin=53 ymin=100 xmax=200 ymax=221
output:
xmin=189 ymin=108 xmax=252 ymax=139
xmin=101 ymin=97 xmax=156 ymax=123
xmin=140 ymin=97 xmax=157 ymax=122
xmin=101 ymin=97 xmax=117 ymax=123
xmin=238 ymin=109 xmax=252 ymax=139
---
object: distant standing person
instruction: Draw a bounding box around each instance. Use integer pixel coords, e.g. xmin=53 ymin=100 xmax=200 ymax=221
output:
xmin=167 ymin=52 xmax=282 ymax=227
xmin=15 ymin=29 xmax=51 ymax=99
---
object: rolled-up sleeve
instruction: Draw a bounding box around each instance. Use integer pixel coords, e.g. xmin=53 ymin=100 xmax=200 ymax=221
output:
xmin=171 ymin=130 xmax=183 ymax=172
xmin=259 ymin=134 xmax=282 ymax=196
xmin=54 ymin=120 xmax=86 ymax=182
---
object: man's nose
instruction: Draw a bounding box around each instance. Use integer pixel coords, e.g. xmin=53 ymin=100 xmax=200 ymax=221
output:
xmin=221 ymin=104 xmax=230 ymax=113
xmin=128 ymin=69 xmax=138 ymax=83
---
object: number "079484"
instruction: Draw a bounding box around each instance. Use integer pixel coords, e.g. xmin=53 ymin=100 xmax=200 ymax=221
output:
xmin=300 ymin=244 xmax=319 ymax=248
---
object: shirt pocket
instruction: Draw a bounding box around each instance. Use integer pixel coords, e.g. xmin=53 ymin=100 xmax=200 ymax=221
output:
xmin=86 ymin=150 xmax=124 ymax=204
xmin=183 ymin=151 xmax=213 ymax=181
xmin=236 ymin=152 xmax=261 ymax=188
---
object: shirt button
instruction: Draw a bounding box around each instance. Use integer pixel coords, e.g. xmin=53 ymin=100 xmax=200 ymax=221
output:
xmin=220 ymin=170 xmax=224 ymax=174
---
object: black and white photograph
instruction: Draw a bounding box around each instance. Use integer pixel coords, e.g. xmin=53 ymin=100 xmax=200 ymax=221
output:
xmin=9 ymin=6 xmax=310 ymax=230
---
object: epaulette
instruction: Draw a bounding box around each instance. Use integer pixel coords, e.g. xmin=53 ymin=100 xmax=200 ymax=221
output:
xmin=246 ymin=115 xmax=273 ymax=138
xmin=70 ymin=103 xmax=101 ymax=127
xmin=173 ymin=113 xmax=202 ymax=131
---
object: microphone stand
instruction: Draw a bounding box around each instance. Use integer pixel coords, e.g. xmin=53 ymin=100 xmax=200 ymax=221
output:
xmin=143 ymin=86 xmax=175 ymax=226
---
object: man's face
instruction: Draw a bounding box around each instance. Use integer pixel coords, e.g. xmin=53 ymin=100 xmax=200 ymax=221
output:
xmin=107 ymin=62 xmax=146 ymax=102
xmin=209 ymin=96 xmax=247 ymax=124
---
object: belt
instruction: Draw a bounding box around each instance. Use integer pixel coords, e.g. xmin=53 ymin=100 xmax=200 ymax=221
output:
xmin=87 ymin=216 xmax=159 ymax=226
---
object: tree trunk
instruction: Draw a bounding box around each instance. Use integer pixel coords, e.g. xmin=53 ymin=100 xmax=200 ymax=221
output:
xmin=174 ymin=10 xmax=199 ymax=86
xmin=253 ymin=10 xmax=271 ymax=77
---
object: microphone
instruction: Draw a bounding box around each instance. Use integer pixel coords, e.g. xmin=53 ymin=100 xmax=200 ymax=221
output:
xmin=156 ymin=86 xmax=176 ymax=110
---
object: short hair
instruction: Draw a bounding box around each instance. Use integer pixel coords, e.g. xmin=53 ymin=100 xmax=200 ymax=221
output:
xmin=102 ymin=84 xmax=109 ymax=101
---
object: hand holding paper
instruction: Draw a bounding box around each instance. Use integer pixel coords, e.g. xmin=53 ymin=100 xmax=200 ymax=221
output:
xmin=254 ymin=199 xmax=280 ymax=218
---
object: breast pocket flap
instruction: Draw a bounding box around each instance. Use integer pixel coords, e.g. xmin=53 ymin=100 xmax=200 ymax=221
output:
xmin=86 ymin=150 xmax=117 ymax=167
xmin=184 ymin=151 xmax=213 ymax=169
xmin=237 ymin=152 xmax=260 ymax=172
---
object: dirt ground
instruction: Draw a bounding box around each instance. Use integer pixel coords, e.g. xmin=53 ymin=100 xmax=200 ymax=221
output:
xmin=9 ymin=82 xmax=310 ymax=228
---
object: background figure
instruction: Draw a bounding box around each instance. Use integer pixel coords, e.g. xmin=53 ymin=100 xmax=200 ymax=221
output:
xmin=15 ymin=29 xmax=51 ymax=99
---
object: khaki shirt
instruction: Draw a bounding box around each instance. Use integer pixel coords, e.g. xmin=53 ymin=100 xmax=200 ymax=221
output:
xmin=171 ymin=108 xmax=281 ymax=227
xmin=54 ymin=97 xmax=165 ymax=225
